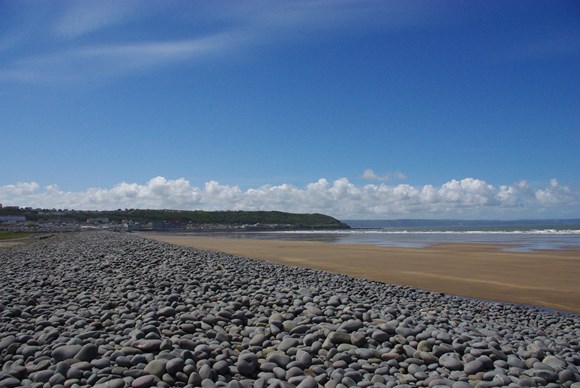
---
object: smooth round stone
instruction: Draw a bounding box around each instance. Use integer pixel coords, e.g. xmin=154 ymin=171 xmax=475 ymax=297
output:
xmin=32 ymin=370 xmax=54 ymax=383
xmin=407 ymin=364 xmax=423 ymax=375
xmin=0 ymin=377 xmax=21 ymax=388
xmin=267 ymin=353 xmax=291 ymax=368
xmin=94 ymin=378 xmax=126 ymax=388
xmin=132 ymin=339 xmax=162 ymax=352
xmin=278 ymin=338 xmax=300 ymax=352
xmin=439 ymin=353 xmax=463 ymax=371
xmin=144 ymin=359 xmax=167 ymax=377
xmin=291 ymin=325 xmax=310 ymax=335
xmin=339 ymin=320 xmax=363 ymax=332
xmin=120 ymin=347 xmax=143 ymax=355
xmin=188 ymin=372 xmax=202 ymax=386
xmin=52 ymin=345 xmax=83 ymax=362
xmin=48 ymin=372 xmax=66 ymax=385
xmin=165 ymin=358 xmax=185 ymax=375
xmin=91 ymin=357 xmax=111 ymax=369
xmin=336 ymin=343 xmax=357 ymax=352
xmin=21 ymin=345 xmax=40 ymax=359
xmin=451 ymin=382 xmax=472 ymax=388
xmin=131 ymin=374 xmax=160 ymax=388
xmin=527 ymin=368 xmax=558 ymax=382
xmin=371 ymin=330 xmax=390 ymax=343
xmin=282 ymin=321 xmax=296 ymax=332
xmin=249 ymin=334 xmax=266 ymax=346
xmin=464 ymin=359 xmax=485 ymax=375
xmin=2 ymin=228 xmax=580 ymax=388
xmin=295 ymin=349 xmax=312 ymax=367
xmin=542 ymin=356 xmax=567 ymax=372
xmin=327 ymin=332 xmax=351 ymax=345
xmin=177 ymin=339 xmax=196 ymax=350
xmin=75 ymin=343 xmax=99 ymax=362
xmin=237 ymin=361 xmax=257 ymax=376
xmin=157 ymin=307 xmax=176 ymax=317
xmin=507 ymin=355 xmax=526 ymax=369
xmin=212 ymin=360 xmax=230 ymax=375
xmin=0 ymin=336 xmax=17 ymax=352
xmin=198 ymin=364 xmax=214 ymax=380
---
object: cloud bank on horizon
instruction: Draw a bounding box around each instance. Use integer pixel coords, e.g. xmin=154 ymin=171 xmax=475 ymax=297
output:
xmin=1 ymin=175 xmax=576 ymax=220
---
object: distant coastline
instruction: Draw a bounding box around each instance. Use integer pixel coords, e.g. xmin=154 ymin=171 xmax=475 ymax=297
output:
xmin=344 ymin=218 xmax=580 ymax=230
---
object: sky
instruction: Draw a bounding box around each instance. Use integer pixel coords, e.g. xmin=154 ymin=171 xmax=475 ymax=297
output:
xmin=0 ymin=0 xmax=579 ymax=220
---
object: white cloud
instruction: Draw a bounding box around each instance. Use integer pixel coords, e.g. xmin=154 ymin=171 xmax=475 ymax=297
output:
xmin=0 ymin=1 xmax=438 ymax=85
xmin=362 ymin=169 xmax=407 ymax=182
xmin=1 ymin=33 xmax=241 ymax=85
xmin=1 ymin=176 xmax=577 ymax=219
xmin=54 ymin=0 xmax=139 ymax=39
xmin=535 ymin=179 xmax=574 ymax=205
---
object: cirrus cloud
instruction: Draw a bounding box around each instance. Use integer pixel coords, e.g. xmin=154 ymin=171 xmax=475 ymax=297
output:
xmin=1 ymin=176 xmax=578 ymax=219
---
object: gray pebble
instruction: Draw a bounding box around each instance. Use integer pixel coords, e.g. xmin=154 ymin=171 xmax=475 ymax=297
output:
xmin=1 ymin=232 xmax=579 ymax=388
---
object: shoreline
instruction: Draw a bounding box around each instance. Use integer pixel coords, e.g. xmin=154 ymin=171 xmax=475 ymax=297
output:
xmin=139 ymin=232 xmax=580 ymax=314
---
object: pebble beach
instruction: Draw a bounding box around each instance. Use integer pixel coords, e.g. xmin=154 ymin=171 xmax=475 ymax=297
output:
xmin=1 ymin=232 xmax=579 ymax=388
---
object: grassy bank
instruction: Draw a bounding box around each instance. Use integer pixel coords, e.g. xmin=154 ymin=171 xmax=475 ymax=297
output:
xmin=0 ymin=231 xmax=35 ymax=240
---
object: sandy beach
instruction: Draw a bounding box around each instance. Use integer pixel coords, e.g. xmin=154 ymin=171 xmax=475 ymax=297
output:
xmin=142 ymin=233 xmax=580 ymax=314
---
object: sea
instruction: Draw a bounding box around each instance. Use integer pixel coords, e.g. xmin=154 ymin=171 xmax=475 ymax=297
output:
xmin=197 ymin=220 xmax=580 ymax=252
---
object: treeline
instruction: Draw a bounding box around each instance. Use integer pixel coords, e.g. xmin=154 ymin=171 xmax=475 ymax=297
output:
xmin=0 ymin=207 xmax=350 ymax=229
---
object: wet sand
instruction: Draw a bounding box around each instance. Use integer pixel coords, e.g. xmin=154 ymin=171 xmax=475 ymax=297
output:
xmin=141 ymin=233 xmax=580 ymax=313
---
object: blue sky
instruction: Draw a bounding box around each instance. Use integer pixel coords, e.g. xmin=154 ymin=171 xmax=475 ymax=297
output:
xmin=1 ymin=0 xmax=579 ymax=219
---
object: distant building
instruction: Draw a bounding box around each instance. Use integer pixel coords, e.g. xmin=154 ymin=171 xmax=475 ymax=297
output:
xmin=87 ymin=217 xmax=110 ymax=224
xmin=0 ymin=215 xmax=26 ymax=223
xmin=152 ymin=220 xmax=184 ymax=231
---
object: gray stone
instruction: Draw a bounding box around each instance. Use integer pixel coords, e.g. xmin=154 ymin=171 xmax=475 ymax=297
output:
xmin=1 ymin=231 xmax=579 ymax=388
xmin=295 ymin=349 xmax=312 ymax=367
xmin=131 ymin=374 xmax=160 ymax=388
xmin=371 ymin=330 xmax=390 ymax=343
xmin=439 ymin=352 xmax=463 ymax=371
xmin=165 ymin=357 xmax=185 ymax=375
xmin=279 ymin=337 xmax=300 ymax=352
xmin=507 ymin=355 xmax=526 ymax=369
xmin=0 ymin=377 xmax=21 ymax=388
xmin=52 ymin=345 xmax=83 ymax=362
xmin=94 ymin=378 xmax=126 ymax=388
xmin=32 ymin=370 xmax=54 ymax=383
xmin=297 ymin=376 xmax=319 ymax=388
xmin=188 ymin=372 xmax=203 ymax=386
xmin=213 ymin=360 xmax=230 ymax=375
xmin=0 ymin=335 xmax=17 ymax=352
xmin=339 ymin=320 xmax=363 ymax=332
xmin=132 ymin=339 xmax=162 ymax=352
xmin=267 ymin=353 xmax=292 ymax=368
xmin=144 ymin=359 xmax=167 ymax=377
xmin=75 ymin=343 xmax=99 ymax=362
xmin=237 ymin=353 xmax=258 ymax=376
xmin=464 ymin=359 xmax=485 ymax=375
xmin=157 ymin=306 xmax=176 ymax=317
xmin=542 ymin=355 xmax=566 ymax=372
xmin=327 ymin=332 xmax=351 ymax=345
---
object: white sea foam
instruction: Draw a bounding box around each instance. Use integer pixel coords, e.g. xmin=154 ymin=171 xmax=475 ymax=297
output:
xmin=242 ymin=227 xmax=580 ymax=251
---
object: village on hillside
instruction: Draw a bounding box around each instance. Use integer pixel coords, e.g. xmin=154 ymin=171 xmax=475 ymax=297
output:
xmin=0 ymin=204 xmax=348 ymax=233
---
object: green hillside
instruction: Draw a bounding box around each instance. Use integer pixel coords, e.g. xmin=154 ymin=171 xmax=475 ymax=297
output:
xmin=0 ymin=207 xmax=349 ymax=230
